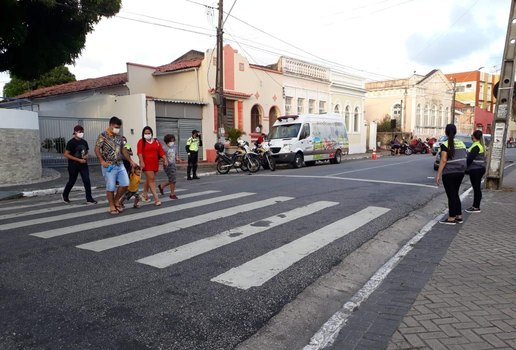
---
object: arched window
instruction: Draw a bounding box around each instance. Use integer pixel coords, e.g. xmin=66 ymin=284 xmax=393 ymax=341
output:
xmin=268 ymin=106 xmax=279 ymax=131
xmin=251 ymin=104 xmax=262 ymax=132
xmin=416 ymin=104 xmax=421 ymax=126
xmin=430 ymin=105 xmax=436 ymax=126
xmin=353 ymin=107 xmax=360 ymax=133
xmin=345 ymin=105 xmax=351 ymax=131
xmin=445 ymin=107 xmax=450 ymax=123
xmin=424 ymin=104 xmax=429 ymax=126
xmin=438 ymin=105 xmax=443 ymax=126
xmin=334 ymin=104 xmax=340 ymax=114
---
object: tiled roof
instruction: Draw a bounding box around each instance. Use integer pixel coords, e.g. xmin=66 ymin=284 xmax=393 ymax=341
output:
xmin=16 ymin=73 xmax=128 ymax=99
xmin=154 ymin=58 xmax=203 ymax=74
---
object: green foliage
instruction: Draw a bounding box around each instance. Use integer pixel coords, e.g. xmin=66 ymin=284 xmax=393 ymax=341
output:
xmin=41 ymin=138 xmax=53 ymax=152
xmin=226 ymin=128 xmax=243 ymax=146
xmin=53 ymin=137 xmax=66 ymax=153
xmin=0 ymin=0 xmax=121 ymax=80
xmin=3 ymin=66 xmax=76 ymax=97
xmin=377 ymin=115 xmax=393 ymax=132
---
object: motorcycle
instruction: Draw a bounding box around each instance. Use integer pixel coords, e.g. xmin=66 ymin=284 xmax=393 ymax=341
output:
xmin=215 ymin=140 xmax=260 ymax=174
xmin=409 ymin=140 xmax=430 ymax=154
xmin=253 ymin=142 xmax=276 ymax=171
xmin=391 ymin=141 xmax=411 ymax=155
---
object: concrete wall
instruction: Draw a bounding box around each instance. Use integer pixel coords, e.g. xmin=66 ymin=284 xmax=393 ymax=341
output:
xmin=0 ymin=109 xmax=42 ymax=184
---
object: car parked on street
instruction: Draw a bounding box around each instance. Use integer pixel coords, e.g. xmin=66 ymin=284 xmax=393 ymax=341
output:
xmin=431 ymin=135 xmax=447 ymax=156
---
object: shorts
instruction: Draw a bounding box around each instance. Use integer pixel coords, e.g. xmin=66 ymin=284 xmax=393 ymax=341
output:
xmin=101 ymin=163 xmax=129 ymax=191
xmin=164 ymin=164 xmax=177 ymax=183
xmin=124 ymin=191 xmax=140 ymax=201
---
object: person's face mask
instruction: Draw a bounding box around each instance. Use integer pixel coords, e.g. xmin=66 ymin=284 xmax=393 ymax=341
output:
xmin=76 ymin=132 xmax=84 ymax=139
xmin=168 ymin=142 xmax=175 ymax=147
xmin=112 ymin=127 xmax=120 ymax=134
xmin=144 ymin=134 xmax=152 ymax=140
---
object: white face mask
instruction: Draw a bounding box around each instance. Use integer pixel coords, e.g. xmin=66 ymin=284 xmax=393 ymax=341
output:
xmin=144 ymin=134 xmax=152 ymax=140
xmin=76 ymin=132 xmax=84 ymax=139
xmin=112 ymin=127 xmax=120 ymax=134
xmin=168 ymin=142 xmax=175 ymax=147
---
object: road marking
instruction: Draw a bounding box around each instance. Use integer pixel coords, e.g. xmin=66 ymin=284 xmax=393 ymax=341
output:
xmin=137 ymin=201 xmax=338 ymax=268
xmin=330 ymin=158 xmax=425 ymax=176
xmin=303 ymin=186 xmax=477 ymax=350
xmin=0 ymin=189 xmax=107 ymax=212
xmin=0 ymin=188 xmax=188 ymax=213
xmin=23 ymin=191 xmax=228 ymax=236
xmin=76 ymin=196 xmax=293 ymax=252
xmin=253 ymin=174 xmax=437 ymax=189
xmin=0 ymin=189 xmax=191 ymax=221
xmin=212 ymin=206 xmax=390 ymax=290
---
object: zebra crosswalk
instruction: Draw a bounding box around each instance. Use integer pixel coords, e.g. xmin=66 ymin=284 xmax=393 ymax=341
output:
xmin=2 ymin=188 xmax=391 ymax=291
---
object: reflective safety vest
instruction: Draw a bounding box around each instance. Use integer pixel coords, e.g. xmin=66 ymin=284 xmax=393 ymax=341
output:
xmin=467 ymin=141 xmax=486 ymax=171
xmin=186 ymin=137 xmax=201 ymax=152
xmin=442 ymin=139 xmax=467 ymax=174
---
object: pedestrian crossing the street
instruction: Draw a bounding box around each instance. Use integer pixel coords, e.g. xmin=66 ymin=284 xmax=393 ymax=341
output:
xmin=4 ymin=188 xmax=391 ymax=290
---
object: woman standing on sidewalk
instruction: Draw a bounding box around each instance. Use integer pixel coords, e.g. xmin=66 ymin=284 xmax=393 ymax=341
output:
xmin=62 ymin=125 xmax=97 ymax=204
xmin=465 ymin=130 xmax=486 ymax=213
xmin=137 ymin=126 xmax=168 ymax=206
xmin=435 ymin=124 xmax=467 ymax=225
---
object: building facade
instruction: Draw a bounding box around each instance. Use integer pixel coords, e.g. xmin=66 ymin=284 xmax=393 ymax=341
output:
xmin=365 ymin=70 xmax=454 ymax=139
xmin=1 ymin=45 xmax=368 ymax=165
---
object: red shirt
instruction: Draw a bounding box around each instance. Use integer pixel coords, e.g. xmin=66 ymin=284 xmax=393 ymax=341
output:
xmin=137 ymin=139 xmax=165 ymax=172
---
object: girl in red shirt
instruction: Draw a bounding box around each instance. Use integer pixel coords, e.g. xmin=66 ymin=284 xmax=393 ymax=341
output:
xmin=137 ymin=126 xmax=168 ymax=205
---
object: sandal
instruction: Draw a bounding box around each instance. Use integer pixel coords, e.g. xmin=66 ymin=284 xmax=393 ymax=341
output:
xmin=169 ymin=194 xmax=178 ymax=200
xmin=109 ymin=209 xmax=119 ymax=215
xmin=133 ymin=203 xmax=141 ymax=209
xmin=155 ymin=201 xmax=161 ymax=206
xmin=142 ymin=196 xmax=151 ymax=203
xmin=115 ymin=205 xmax=124 ymax=213
xmin=158 ymin=184 xmax=164 ymax=195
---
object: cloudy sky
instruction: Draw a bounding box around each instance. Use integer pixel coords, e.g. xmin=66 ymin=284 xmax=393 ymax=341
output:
xmin=0 ymin=0 xmax=511 ymax=94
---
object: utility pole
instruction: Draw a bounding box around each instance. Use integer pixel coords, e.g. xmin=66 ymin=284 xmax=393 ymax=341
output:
xmin=215 ymin=0 xmax=225 ymax=142
xmin=486 ymin=0 xmax=516 ymax=190
xmin=451 ymin=78 xmax=456 ymax=124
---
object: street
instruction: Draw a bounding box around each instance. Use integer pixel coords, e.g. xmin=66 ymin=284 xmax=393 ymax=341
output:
xmin=0 ymin=152 xmax=510 ymax=350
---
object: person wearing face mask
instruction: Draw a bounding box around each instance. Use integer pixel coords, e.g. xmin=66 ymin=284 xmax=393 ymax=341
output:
xmin=186 ymin=129 xmax=202 ymax=180
xmin=62 ymin=125 xmax=97 ymax=204
xmin=158 ymin=134 xmax=180 ymax=199
xmin=137 ymin=126 xmax=168 ymax=206
xmin=95 ymin=116 xmax=137 ymax=215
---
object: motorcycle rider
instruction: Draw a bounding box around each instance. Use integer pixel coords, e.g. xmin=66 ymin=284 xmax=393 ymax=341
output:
xmin=390 ymin=135 xmax=401 ymax=155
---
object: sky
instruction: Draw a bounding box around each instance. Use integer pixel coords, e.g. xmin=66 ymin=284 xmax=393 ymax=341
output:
xmin=0 ymin=0 xmax=512 ymax=95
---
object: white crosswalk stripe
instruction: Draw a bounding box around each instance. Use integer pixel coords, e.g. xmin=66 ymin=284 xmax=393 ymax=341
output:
xmin=76 ymin=196 xmax=293 ymax=252
xmin=1 ymin=190 xmax=218 ymax=231
xmin=137 ymin=201 xmax=339 ymax=268
xmin=30 ymin=192 xmax=251 ymax=238
xmin=0 ymin=189 xmax=198 ymax=221
xmin=0 ymin=188 xmax=187 ymax=213
xmin=211 ymin=206 xmax=390 ymax=290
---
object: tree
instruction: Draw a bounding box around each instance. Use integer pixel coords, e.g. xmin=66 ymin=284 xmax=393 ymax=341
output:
xmin=3 ymin=65 xmax=76 ymax=97
xmin=0 ymin=0 xmax=121 ymax=80
xmin=377 ymin=115 xmax=393 ymax=132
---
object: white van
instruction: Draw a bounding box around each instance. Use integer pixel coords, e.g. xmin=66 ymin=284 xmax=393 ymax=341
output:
xmin=268 ymin=113 xmax=349 ymax=168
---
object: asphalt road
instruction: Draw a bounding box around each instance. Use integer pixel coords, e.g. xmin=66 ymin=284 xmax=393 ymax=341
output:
xmin=0 ymin=153 xmax=471 ymax=350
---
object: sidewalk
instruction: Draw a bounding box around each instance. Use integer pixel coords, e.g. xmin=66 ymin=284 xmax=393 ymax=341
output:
xmin=0 ymin=151 xmax=388 ymax=200
xmin=327 ymin=165 xmax=516 ymax=349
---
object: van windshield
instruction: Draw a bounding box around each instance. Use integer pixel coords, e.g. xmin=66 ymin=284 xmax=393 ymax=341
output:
xmin=269 ymin=123 xmax=301 ymax=139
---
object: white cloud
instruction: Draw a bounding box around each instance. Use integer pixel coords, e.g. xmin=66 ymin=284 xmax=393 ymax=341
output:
xmin=1 ymin=0 xmax=511 ymax=96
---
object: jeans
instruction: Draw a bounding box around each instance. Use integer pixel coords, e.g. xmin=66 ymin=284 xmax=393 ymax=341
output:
xmin=63 ymin=163 xmax=93 ymax=201
xmin=469 ymin=168 xmax=485 ymax=208
xmin=101 ymin=163 xmax=129 ymax=191
xmin=442 ymin=172 xmax=465 ymax=217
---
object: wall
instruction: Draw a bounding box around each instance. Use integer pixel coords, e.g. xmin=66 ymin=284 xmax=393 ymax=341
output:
xmin=0 ymin=109 xmax=42 ymax=184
